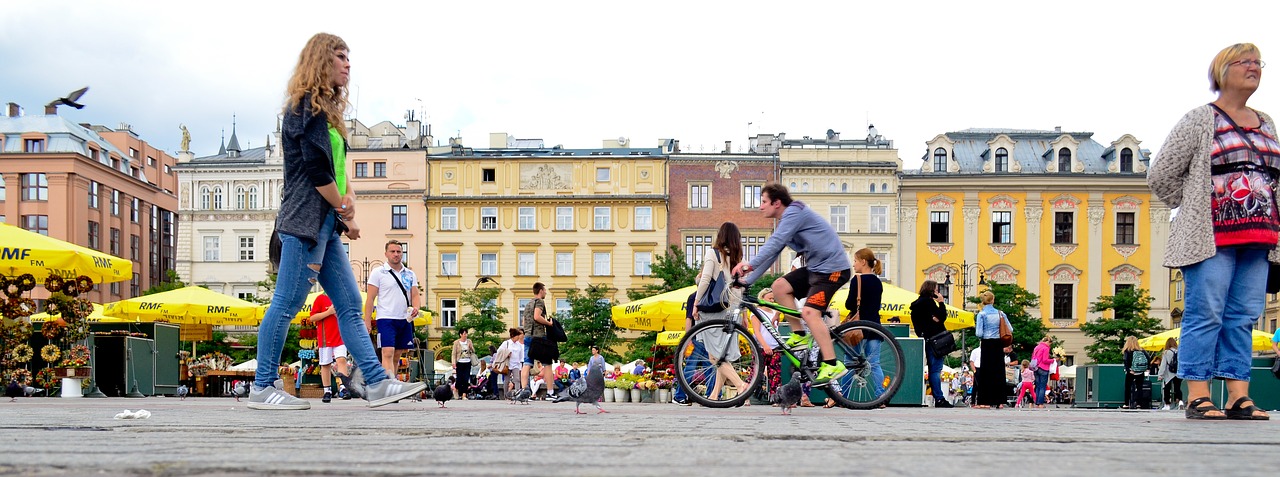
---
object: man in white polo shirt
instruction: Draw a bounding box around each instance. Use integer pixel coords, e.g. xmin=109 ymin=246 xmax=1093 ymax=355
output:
xmin=363 ymin=240 xmax=421 ymax=376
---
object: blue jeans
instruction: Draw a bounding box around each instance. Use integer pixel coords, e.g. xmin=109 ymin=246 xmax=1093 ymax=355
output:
xmin=927 ymin=349 xmax=946 ymax=402
xmin=255 ymin=213 xmax=389 ymax=388
xmin=1033 ymin=368 xmax=1050 ymax=405
xmin=674 ymin=340 xmax=712 ymax=402
xmin=857 ymin=337 xmax=885 ymax=397
xmin=1180 ymin=247 xmax=1268 ymax=382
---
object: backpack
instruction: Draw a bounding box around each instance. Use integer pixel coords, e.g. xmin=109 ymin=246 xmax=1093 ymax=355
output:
xmin=696 ymin=251 xmax=729 ymax=313
xmin=1129 ymin=350 xmax=1149 ymax=375
xmin=1167 ymin=350 xmax=1178 ymax=373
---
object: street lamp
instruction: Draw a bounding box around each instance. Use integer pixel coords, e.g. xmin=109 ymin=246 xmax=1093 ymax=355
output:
xmin=940 ymin=261 xmax=987 ymax=300
xmin=349 ymin=257 xmax=384 ymax=285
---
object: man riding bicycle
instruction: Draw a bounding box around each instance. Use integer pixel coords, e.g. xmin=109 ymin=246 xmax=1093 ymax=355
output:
xmin=730 ymin=183 xmax=850 ymax=384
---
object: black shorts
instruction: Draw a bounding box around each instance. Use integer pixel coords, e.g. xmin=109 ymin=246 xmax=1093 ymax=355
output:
xmin=781 ymin=267 xmax=851 ymax=311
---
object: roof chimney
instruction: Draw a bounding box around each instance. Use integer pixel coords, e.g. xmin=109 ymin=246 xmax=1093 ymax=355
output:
xmin=724 ymin=140 xmax=732 ymax=153
xmin=1054 ymin=126 xmax=1062 ymax=133
xmin=7 ymin=103 xmax=20 ymax=118
xmin=45 ymin=104 xmax=58 ymax=115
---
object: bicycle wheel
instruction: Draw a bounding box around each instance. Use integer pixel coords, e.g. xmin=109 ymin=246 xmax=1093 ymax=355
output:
xmin=674 ymin=318 xmax=763 ymax=408
xmin=825 ymin=320 xmax=905 ymax=409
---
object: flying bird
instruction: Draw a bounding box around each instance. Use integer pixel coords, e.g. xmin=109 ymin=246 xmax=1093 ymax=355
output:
xmin=432 ymin=382 xmax=453 ymax=408
xmin=47 ymin=86 xmax=89 ymax=110
xmin=773 ymin=372 xmax=804 ymax=415
xmin=552 ymin=362 xmax=607 ymax=414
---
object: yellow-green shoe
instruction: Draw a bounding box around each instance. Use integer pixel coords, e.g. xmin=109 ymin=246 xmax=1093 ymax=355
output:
xmin=815 ymin=361 xmax=848 ymax=384
xmin=784 ymin=333 xmax=813 ymax=351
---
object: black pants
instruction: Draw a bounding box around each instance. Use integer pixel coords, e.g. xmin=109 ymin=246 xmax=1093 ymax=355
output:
xmin=454 ymin=362 xmax=472 ymax=396
xmin=1124 ymin=373 xmax=1144 ymax=408
xmin=1163 ymin=378 xmax=1183 ymax=405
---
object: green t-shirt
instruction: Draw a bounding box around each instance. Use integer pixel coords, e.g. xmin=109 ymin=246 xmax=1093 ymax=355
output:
xmin=328 ymin=125 xmax=347 ymax=196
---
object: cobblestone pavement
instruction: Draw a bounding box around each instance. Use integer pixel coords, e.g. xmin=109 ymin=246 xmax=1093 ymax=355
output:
xmin=0 ymin=396 xmax=1276 ymax=476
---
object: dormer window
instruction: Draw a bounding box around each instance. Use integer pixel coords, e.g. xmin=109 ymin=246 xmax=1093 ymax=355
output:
xmin=1057 ymin=148 xmax=1072 ymax=173
xmin=933 ymin=148 xmax=947 ymax=173
xmin=995 ymin=148 xmax=1009 ymax=172
xmin=1120 ymin=148 xmax=1133 ymax=173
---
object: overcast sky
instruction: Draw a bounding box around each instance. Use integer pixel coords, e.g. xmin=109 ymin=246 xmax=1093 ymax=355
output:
xmin=2 ymin=1 xmax=1276 ymax=165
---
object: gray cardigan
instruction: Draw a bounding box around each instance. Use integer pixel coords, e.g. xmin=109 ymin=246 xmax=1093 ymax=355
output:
xmin=277 ymin=95 xmax=344 ymax=242
xmin=1147 ymin=104 xmax=1280 ymax=268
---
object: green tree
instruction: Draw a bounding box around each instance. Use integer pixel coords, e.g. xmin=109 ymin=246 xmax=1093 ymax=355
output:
xmin=1081 ymin=287 xmax=1162 ymax=364
xmin=561 ymin=284 xmax=621 ymax=364
xmin=141 ymin=270 xmax=188 ymax=296
xmin=965 ymin=282 xmax=1047 ymax=359
xmin=245 ymin=273 xmax=278 ymax=305
xmin=627 ymin=246 xmax=698 ymax=300
xmin=436 ymin=287 xmax=507 ymax=361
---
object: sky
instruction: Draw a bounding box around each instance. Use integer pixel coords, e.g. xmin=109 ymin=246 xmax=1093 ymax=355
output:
xmin=2 ymin=1 xmax=1276 ymax=165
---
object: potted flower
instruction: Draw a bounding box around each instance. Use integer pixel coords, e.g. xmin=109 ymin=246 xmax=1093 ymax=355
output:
xmin=613 ymin=377 xmax=632 ymax=402
xmin=655 ymin=379 xmax=674 ymax=404
xmin=55 ymin=344 xmax=91 ymax=378
xmin=629 ymin=379 xmax=643 ymax=404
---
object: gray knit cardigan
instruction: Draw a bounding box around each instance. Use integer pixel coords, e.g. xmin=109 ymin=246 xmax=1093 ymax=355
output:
xmin=1147 ymin=104 xmax=1280 ymax=268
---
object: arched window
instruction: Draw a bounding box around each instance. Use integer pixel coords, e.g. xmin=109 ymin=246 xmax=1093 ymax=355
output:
xmin=881 ymin=182 xmax=889 ymax=193
xmin=212 ymin=186 xmax=223 ymax=210
xmin=247 ymin=186 xmax=259 ymax=209
xmin=933 ymin=148 xmax=947 ymax=173
xmin=828 ymin=183 xmax=836 ymax=193
xmin=841 ymin=183 xmax=848 ymax=193
xmin=235 ymin=186 xmax=247 ymax=210
xmin=200 ymin=186 xmax=211 ymax=210
xmin=1120 ymin=148 xmax=1134 ymax=173
xmin=1058 ymin=148 xmax=1072 ymax=174
xmin=789 ymin=182 xmax=797 ymax=190
xmin=995 ymin=147 xmax=1009 ymax=172
xmin=801 ymin=182 xmax=810 ymax=192
xmin=869 ymin=183 xmax=876 ymax=193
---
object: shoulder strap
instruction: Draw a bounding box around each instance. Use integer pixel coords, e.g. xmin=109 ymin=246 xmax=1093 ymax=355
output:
xmin=855 ymin=273 xmax=862 ymax=305
xmin=387 ymin=267 xmax=412 ymax=306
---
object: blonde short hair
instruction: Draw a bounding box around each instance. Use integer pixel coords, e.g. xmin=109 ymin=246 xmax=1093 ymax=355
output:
xmin=979 ymin=290 xmax=995 ymax=305
xmin=757 ymin=287 xmax=773 ymax=301
xmin=1209 ymin=43 xmax=1261 ymax=92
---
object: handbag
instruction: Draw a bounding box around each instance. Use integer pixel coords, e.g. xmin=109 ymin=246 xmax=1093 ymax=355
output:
xmin=492 ymin=345 xmax=510 ymax=374
xmin=997 ymin=311 xmax=1014 ymax=347
xmin=1269 ymin=264 xmax=1280 ymax=294
xmin=548 ymin=318 xmax=568 ymax=343
xmin=842 ymin=274 xmax=865 ymax=346
xmin=1271 ymin=358 xmax=1280 ymax=380
xmin=696 ymin=251 xmax=729 ymax=313
xmin=926 ymin=330 xmax=957 ymax=358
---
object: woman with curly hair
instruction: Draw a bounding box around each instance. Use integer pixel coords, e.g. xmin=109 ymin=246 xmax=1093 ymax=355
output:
xmin=251 ymin=33 xmax=424 ymax=410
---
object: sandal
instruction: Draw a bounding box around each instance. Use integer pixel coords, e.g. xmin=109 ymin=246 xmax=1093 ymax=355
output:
xmin=1184 ymin=397 xmax=1227 ymax=420
xmin=1226 ymin=396 xmax=1270 ymax=421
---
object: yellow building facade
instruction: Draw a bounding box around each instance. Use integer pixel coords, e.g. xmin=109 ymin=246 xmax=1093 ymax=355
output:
xmin=422 ymin=136 xmax=667 ymax=351
xmin=900 ymin=128 xmax=1172 ymax=365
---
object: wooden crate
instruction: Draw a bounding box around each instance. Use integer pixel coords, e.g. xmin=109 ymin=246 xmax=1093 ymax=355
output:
xmin=298 ymin=383 xmax=326 ymax=399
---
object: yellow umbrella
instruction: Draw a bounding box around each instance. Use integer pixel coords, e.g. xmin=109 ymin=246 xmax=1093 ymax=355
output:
xmin=656 ymin=330 xmax=684 ymax=346
xmin=0 ymin=222 xmax=131 ymax=283
xmin=830 ymin=282 xmax=976 ymax=331
xmin=29 ymin=303 xmax=127 ymax=323
xmin=103 ymin=286 xmax=263 ymax=326
xmin=611 ymin=285 xmax=695 ymax=332
xmin=1140 ymin=328 xmax=1275 ymax=352
xmin=290 ymin=290 xmax=432 ymax=326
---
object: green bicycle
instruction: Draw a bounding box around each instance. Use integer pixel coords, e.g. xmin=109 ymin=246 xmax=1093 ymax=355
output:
xmin=674 ymin=292 xmax=905 ymax=409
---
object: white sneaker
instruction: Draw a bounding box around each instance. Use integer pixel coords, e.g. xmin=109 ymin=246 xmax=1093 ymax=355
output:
xmin=247 ymin=380 xmax=310 ymax=410
xmin=364 ymin=378 xmax=427 ymax=408
xmin=1160 ymin=404 xmax=1170 ymax=411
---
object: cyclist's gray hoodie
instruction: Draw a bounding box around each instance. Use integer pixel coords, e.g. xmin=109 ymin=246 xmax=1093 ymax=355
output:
xmin=744 ymin=201 xmax=851 ymax=284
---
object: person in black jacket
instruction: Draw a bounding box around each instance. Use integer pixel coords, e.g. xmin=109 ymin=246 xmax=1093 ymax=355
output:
xmin=1122 ymin=336 xmax=1149 ymax=409
xmin=910 ymin=280 xmax=952 ymax=408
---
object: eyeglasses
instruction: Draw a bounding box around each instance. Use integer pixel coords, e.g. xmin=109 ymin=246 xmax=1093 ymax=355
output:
xmin=1230 ymin=59 xmax=1266 ymax=69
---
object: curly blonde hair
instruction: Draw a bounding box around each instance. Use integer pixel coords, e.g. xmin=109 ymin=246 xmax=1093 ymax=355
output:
xmin=284 ymin=33 xmax=349 ymax=137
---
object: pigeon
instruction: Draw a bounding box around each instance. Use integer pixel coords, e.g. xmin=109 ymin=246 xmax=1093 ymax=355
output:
xmin=432 ymin=382 xmax=453 ymax=408
xmin=552 ymin=361 xmax=608 ymax=414
xmin=231 ymin=381 xmax=251 ymax=402
xmin=176 ymin=384 xmax=189 ymax=400
xmin=6 ymin=379 xmax=21 ymax=402
xmin=773 ymin=372 xmax=804 ymax=415
xmin=24 ymin=386 xmax=41 ymax=397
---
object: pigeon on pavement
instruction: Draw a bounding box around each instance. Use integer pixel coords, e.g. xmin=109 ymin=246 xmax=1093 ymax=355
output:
xmin=6 ymin=379 xmax=21 ymax=402
xmin=231 ymin=381 xmax=250 ymax=402
xmin=432 ymin=382 xmax=453 ymax=408
xmin=552 ymin=361 xmax=607 ymax=414
xmin=176 ymin=384 xmax=189 ymax=400
xmin=773 ymin=372 xmax=804 ymax=415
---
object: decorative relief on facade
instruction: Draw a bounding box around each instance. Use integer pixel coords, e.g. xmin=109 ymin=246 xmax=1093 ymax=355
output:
xmin=179 ymin=184 xmax=190 ymax=209
xmin=714 ymin=160 xmax=739 ymax=179
xmin=1109 ymin=264 xmax=1143 ymax=282
xmin=1087 ymin=206 xmax=1105 ymax=225
xmin=988 ymin=194 xmax=1018 ymax=210
xmin=963 ymin=207 xmax=980 ymax=234
xmin=1049 ymin=194 xmax=1080 ymax=211
xmin=923 ymin=264 xmax=953 ymax=283
xmin=989 ymin=243 xmax=1015 ymax=259
xmin=1024 ymin=206 xmax=1044 ymax=223
xmin=925 ymin=194 xmax=955 ymax=209
xmin=1051 ymin=243 xmax=1077 ymax=259
xmin=1112 ymin=244 xmax=1139 ymax=259
xmin=901 ymin=207 xmax=918 ymax=233
xmin=927 ymin=243 xmax=952 ymax=257
xmin=1047 ymin=264 xmax=1083 ymax=282
xmin=1111 ymin=195 xmax=1143 ymax=212
xmin=443 ymin=169 xmax=454 ymax=181
xmin=519 ymin=164 xmax=573 ymax=190
xmin=985 ymin=264 xmax=1019 ymax=283
xmin=1149 ymin=207 xmax=1171 ymax=224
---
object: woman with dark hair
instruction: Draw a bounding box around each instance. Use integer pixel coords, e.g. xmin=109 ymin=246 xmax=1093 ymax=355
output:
xmin=692 ymin=222 xmax=749 ymax=400
xmin=1159 ymin=337 xmax=1183 ymax=410
xmin=910 ymin=279 xmax=951 ymax=408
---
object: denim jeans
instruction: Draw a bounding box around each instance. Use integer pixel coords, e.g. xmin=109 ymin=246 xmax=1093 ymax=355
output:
xmin=926 ymin=349 xmax=946 ymax=402
xmin=1033 ymin=368 xmax=1050 ymax=405
xmin=857 ymin=337 xmax=885 ymax=397
xmin=255 ymin=213 xmax=389 ymax=388
xmin=673 ymin=339 xmax=712 ymax=402
xmin=1180 ymin=247 xmax=1268 ymax=382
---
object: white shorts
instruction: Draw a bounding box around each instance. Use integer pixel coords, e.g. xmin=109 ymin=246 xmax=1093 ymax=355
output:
xmin=318 ymin=345 xmax=348 ymax=366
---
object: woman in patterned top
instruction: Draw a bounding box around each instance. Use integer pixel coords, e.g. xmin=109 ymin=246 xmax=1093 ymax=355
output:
xmin=1148 ymin=43 xmax=1274 ymax=420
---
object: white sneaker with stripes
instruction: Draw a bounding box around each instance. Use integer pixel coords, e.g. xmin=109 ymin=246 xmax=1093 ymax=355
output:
xmin=247 ymin=379 xmax=311 ymax=410
xmin=364 ymin=378 xmax=427 ymax=408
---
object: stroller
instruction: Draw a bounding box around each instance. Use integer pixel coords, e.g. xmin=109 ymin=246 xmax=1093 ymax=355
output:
xmin=467 ymin=369 xmax=500 ymax=400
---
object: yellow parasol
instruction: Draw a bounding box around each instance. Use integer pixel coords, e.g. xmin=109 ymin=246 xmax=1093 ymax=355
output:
xmin=0 ymin=222 xmax=132 ymax=283
xmin=830 ymin=282 xmax=976 ymax=331
xmin=103 ymin=286 xmax=263 ymax=326
xmin=611 ymin=285 xmax=695 ymax=332
xmin=1140 ymin=328 xmax=1275 ymax=352
xmin=291 ymin=290 xmax=431 ymax=326
xmin=29 ymin=303 xmax=127 ymax=323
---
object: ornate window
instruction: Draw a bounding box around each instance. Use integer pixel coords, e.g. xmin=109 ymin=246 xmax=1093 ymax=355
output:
xmin=992 ymin=211 xmax=1012 ymax=244
xmin=1057 ymin=149 xmax=1072 ymax=174
xmin=933 ymin=148 xmax=947 ymax=173
xmin=1120 ymin=148 xmax=1134 ymax=173
xmin=995 ymin=148 xmax=1009 ymax=172
xmin=929 ymin=211 xmax=950 ymax=243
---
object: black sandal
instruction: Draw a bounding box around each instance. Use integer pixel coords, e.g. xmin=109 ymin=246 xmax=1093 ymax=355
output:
xmin=1185 ymin=397 xmax=1227 ymax=420
xmin=1226 ymin=396 xmax=1270 ymax=421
